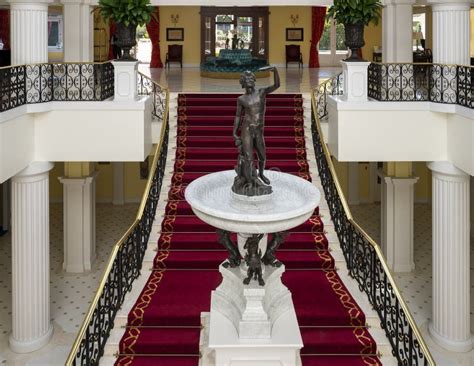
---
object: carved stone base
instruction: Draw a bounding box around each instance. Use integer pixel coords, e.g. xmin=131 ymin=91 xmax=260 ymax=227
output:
xmin=212 ymin=263 xmax=292 ymax=339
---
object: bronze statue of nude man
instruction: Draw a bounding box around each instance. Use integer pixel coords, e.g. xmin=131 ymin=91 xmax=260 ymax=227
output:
xmin=232 ymin=66 xmax=280 ymax=196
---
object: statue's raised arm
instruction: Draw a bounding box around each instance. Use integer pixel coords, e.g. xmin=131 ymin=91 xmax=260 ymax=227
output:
xmin=259 ymin=66 xmax=280 ymax=95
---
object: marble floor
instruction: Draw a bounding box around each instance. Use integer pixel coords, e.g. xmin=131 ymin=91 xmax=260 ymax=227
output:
xmin=0 ymin=203 xmax=138 ymax=365
xmin=138 ymin=64 xmax=341 ymax=93
xmin=351 ymin=203 xmax=474 ymax=366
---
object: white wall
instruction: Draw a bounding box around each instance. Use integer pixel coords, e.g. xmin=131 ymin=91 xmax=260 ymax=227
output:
xmin=327 ymin=96 xmax=474 ymax=175
xmin=0 ymin=97 xmax=155 ymax=183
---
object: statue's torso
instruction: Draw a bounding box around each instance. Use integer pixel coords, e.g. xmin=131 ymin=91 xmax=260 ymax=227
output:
xmin=240 ymin=91 xmax=266 ymax=130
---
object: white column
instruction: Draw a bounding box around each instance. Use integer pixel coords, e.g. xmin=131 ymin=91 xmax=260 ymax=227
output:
xmin=2 ymin=180 xmax=11 ymax=231
xmin=10 ymin=162 xmax=54 ymax=353
xmin=428 ymin=161 xmax=472 ymax=352
xmin=8 ymin=1 xmax=52 ymax=64
xmin=348 ymin=162 xmax=359 ymax=205
xmin=382 ymin=0 xmax=415 ymax=62
xmin=381 ymin=175 xmax=418 ymax=272
xmin=429 ymin=2 xmax=470 ymax=65
xmin=113 ymin=162 xmax=125 ymax=205
xmin=59 ymin=173 xmax=97 ymax=273
xmin=62 ymin=0 xmax=94 ymax=62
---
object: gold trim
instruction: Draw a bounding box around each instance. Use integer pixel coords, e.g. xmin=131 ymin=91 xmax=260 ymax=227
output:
xmin=370 ymin=61 xmax=472 ymax=68
xmin=0 ymin=60 xmax=113 ymax=70
xmin=311 ymin=82 xmax=435 ymax=366
xmin=65 ymin=74 xmax=170 ymax=366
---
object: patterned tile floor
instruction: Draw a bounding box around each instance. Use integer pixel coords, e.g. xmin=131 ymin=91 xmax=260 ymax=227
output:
xmin=0 ymin=203 xmax=138 ymax=365
xmin=351 ymin=203 xmax=474 ymax=366
xmin=138 ymin=65 xmax=341 ymax=94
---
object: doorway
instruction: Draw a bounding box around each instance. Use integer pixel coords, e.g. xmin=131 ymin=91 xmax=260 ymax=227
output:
xmin=200 ymin=7 xmax=269 ymax=63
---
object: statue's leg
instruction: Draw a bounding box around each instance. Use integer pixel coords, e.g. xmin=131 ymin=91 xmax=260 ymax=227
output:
xmin=241 ymin=132 xmax=255 ymax=184
xmin=255 ymin=133 xmax=270 ymax=185
xmin=262 ymin=231 xmax=287 ymax=267
xmin=216 ymin=229 xmax=241 ymax=268
xmin=243 ymin=269 xmax=252 ymax=285
xmin=257 ymin=269 xmax=265 ymax=286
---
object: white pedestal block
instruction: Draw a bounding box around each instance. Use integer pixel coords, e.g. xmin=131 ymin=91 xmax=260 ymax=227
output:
xmin=212 ymin=264 xmax=292 ymax=340
xmin=59 ymin=173 xmax=97 ymax=273
xmin=10 ymin=161 xmax=54 ymax=353
xmin=427 ymin=161 xmax=472 ymax=352
xmin=206 ymin=264 xmax=302 ymax=366
xmin=381 ymin=175 xmax=418 ymax=272
xmin=341 ymin=61 xmax=371 ymax=102
xmin=112 ymin=61 xmax=139 ymax=102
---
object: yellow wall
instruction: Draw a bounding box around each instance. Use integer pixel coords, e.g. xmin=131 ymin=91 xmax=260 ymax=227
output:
xmin=331 ymin=157 xmax=349 ymax=198
xmin=414 ymin=162 xmax=432 ymax=202
xmin=268 ymin=6 xmax=312 ymax=65
xmin=159 ymin=6 xmax=201 ymax=65
xmin=48 ymin=5 xmax=64 ymax=62
xmin=96 ymin=163 xmax=114 ymax=202
xmin=50 ymin=162 xmax=64 ymax=201
xmin=362 ymin=22 xmax=382 ymax=61
xmin=157 ymin=6 xmax=314 ymax=65
xmin=94 ymin=12 xmax=110 ymax=62
xmin=124 ymin=162 xmax=147 ymax=201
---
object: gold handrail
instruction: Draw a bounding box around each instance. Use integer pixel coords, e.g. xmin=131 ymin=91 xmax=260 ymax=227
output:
xmin=0 ymin=60 xmax=113 ymax=70
xmin=370 ymin=61 xmax=473 ymax=68
xmin=65 ymin=76 xmax=170 ymax=366
xmin=311 ymin=83 xmax=435 ymax=365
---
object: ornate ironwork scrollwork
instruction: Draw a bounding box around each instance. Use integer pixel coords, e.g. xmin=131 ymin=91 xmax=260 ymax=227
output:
xmin=0 ymin=62 xmax=114 ymax=113
xmin=66 ymin=77 xmax=169 ymax=366
xmin=312 ymin=74 xmax=434 ymax=366
xmin=368 ymin=62 xmax=472 ymax=109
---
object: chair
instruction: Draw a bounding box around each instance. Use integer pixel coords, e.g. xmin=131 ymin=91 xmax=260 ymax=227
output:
xmin=166 ymin=44 xmax=183 ymax=69
xmin=285 ymin=45 xmax=302 ymax=69
xmin=424 ymin=48 xmax=433 ymax=63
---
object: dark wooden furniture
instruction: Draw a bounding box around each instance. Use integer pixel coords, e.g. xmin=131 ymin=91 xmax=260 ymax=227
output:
xmin=166 ymin=45 xmax=183 ymax=69
xmin=0 ymin=49 xmax=11 ymax=67
xmin=285 ymin=45 xmax=302 ymax=69
xmin=372 ymin=51 xmax=382 ymax=62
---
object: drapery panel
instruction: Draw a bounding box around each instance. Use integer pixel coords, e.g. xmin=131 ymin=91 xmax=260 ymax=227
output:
xmin=309 ymin=6 xmax=326 ymax=68
xmin=146 ymin=7 xmax=163 ymax=68
xmin=0 ymin=10 xmax=10 ymax=49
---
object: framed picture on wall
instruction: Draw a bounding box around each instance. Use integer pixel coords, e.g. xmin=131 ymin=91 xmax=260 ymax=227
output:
xmin=167 ymin=28 xmax=184 ymax=41
xmin=286 ymin=28 xmax=304 ymax=42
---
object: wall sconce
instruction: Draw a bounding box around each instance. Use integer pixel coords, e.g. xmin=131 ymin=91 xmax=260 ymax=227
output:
xmin=171 ymin=14 xmax=179 ymax=26
xmin=290 ymin=14 xmax=299 ymax=27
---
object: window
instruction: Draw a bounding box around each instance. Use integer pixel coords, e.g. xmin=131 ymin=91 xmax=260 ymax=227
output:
xmin=318 ymin=13 xmax=347 ymax=66
xmin=48 ymin=15 xmax=63 ymax=50
xmin=412 ymin=12 xmax=426 ymax=51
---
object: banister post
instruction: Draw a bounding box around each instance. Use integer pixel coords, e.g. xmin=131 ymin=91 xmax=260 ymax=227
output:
xmin=111 ymin=60 xmax=139 ymax=102
xmin=341 ymin=60 xmax=371 ymax=102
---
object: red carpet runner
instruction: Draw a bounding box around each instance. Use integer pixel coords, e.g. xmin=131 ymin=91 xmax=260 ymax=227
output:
xmin=115 ymin=94 xmax=381 ymax=366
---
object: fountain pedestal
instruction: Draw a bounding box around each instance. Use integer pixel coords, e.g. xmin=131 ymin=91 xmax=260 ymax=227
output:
xmin=185 ymin=170 xmax=320 ymax=366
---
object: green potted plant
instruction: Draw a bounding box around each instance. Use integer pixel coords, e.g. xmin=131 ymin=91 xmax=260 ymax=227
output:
xmin=95 ymin=0 xmax=155 ymax=60
xmin=327 ymin=0 xmax=382 ymax=61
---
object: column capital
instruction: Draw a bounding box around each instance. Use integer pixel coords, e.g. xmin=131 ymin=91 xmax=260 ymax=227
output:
xmin=428 ymin=0 xmax=472 ymax=10
xmin=383 ymin=176 xmax=419 ymax=186
xmin=59 ymin=171 xmax=98 ymax=186
xmin=14 ymin=162 xmax=54 ymax=181
xmin=382 ymin=0 xmax=416 ymax=5
xmin=427 ymin=161 xmax=469 ymax=178
xmin=61 ymin=0 xmax=92 ymax=5
xmin=7 ymin=0 xmax=53 ymax=5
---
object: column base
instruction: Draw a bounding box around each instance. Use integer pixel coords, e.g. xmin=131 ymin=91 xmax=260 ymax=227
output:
xmin=429 ymin=322 xmax=473 ymax=352
xmin=9 ymin=324 xmax=53 ymax=354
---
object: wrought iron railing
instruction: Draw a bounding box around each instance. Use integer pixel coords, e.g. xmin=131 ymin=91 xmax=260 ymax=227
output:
xmin=368 ymin=62 xmax=472 ymax=109
xmin=65 ymin=75 xmax=169 ymax=366
xmin=315 ymin=72 xmax=344 ymax=119
xmin=0 ymin=62 xmax=114 ymax=112
xmin=312 ymin=74 xmax=435 ymax=366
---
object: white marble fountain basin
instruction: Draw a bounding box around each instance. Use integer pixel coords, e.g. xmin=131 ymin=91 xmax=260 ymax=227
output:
xmin=185 ymin=170 xmax=320 ymax=234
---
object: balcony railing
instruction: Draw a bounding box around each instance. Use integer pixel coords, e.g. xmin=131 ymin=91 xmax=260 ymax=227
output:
xmin=312 ymin=74 xmax=435 ymax=365
xmin=65 ymin=74 xmax=169 ymax=366
xmin=368 ymin=62 xmax=472 ymax=109
xmin=0 ymin=62 xmax=114 ymax=113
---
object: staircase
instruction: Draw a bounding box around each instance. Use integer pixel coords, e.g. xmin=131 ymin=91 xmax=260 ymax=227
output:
xmin=100 ymin=93 xmax=396 ymax=366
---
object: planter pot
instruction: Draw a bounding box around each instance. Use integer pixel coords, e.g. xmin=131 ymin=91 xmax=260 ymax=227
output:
xmin=344 ymin=23 xmax=365 ymax=61
xmin=115 ymin=22 xmax=137 ymax=61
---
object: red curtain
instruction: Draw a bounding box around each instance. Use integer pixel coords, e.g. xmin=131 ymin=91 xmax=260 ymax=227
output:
xmin=108 ymin=21 xmax=116 ymax=60
xmin=0 ymin=10 xmax=10 ymax=49
xmin=146 ymin=7 xmax=163 ymax=68
xmin=309 ymin=7 xmax=326 ymax=68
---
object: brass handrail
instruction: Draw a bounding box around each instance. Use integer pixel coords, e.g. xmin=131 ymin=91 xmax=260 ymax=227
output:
xmin=65 ymin=76 xmax=170 ymax=366
xmin=370 ymin=61 xmax=473 ymax=68
xmin=311 ymin=79 xmax=435 ymax=365
xmin=0 ymin=60 xmax=113 ymax=70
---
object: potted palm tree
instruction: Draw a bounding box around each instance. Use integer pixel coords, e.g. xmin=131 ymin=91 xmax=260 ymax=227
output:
xmin=95 ymin=0 xmax=155 ymax=61
xmin=327 ymin=0 xmax=382 ymax=61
